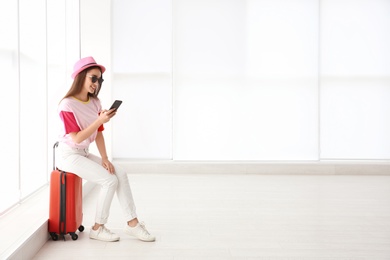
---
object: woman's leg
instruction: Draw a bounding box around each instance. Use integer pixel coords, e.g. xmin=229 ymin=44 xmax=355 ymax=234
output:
xmin=89 ymin=154 xmax=155 ymax=242
xmin=57 ymin=145 xmax=118 ymax=225
xmin=57 ymin=143 xmax=154 ymax=241
xmin=107 ymin=162 xmax=156 ymax=241
xmin=114 ymin=163 xmax=138 ymax=221
xmin=88 ymin=154 xmax=138 ymax=221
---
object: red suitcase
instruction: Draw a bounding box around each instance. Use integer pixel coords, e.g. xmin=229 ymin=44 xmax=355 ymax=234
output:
xmin=48 ymin=142 xmax=84 ymax=241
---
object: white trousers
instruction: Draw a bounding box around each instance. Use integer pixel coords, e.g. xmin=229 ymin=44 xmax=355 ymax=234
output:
xmin=56 ymin=142 xmax=137 ymax=225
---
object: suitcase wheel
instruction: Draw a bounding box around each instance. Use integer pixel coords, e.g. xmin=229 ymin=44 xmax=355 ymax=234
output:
xmin=78 ymin=225 xmax=85 ymax=232
xmin=70 ymin=233 xmax=78 ymax=240
xmin=50 ymin=232 xmax=59 ymax=241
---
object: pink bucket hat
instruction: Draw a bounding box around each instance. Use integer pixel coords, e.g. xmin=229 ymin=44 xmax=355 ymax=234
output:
xmin=71 ymin=56 xmax=106 ymax=79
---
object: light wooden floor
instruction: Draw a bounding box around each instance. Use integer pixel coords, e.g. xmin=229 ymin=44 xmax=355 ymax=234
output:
xmin=33 ymin=173 xmax=390 ymax=259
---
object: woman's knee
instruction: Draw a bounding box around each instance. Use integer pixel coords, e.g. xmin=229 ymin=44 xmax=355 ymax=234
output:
xmin=103 ymin=174 xmax=119 ymax=188
xmin=114 ymin=165 xmax=128 ymax=180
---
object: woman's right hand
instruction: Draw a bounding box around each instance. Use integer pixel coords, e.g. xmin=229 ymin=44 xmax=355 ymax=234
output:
xmin=98 ymin=109 xmax=117 ymax=124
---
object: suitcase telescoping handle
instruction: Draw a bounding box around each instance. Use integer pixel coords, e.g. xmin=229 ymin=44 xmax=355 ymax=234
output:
xmin=53 ymin=141 xmax=59 ymax=170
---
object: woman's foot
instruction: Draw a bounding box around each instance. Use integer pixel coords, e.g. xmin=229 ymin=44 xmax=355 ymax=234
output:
xmin=124 ymin=222 xmax=156 ymax=242
xmin=90 ymin=225 xmax=120 ymax=242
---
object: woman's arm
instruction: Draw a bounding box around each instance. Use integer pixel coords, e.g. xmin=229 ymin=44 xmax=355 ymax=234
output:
xmin=95 ymin=131 xmax=108 ymax=160
xmin=69 ymin=110 xmax=115 ymax=144
xmin=95 ymin=131 xmax=115 ymax=174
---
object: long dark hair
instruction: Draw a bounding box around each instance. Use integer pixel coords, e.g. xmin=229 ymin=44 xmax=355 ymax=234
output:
xmin=62 ymin=66 xmax=103 ymax=100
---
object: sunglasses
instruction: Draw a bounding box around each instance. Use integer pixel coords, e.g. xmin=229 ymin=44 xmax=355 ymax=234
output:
xmin=88 ymin=75 xmax=104 ymax=85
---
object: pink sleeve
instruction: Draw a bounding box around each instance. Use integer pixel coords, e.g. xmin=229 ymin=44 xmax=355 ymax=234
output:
xmin=60 ymin=111 xmax=80 ymax=133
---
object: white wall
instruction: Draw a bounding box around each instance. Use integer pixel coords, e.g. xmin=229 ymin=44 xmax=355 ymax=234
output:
xmin=112 ymin=0 xmax=173 ymax=159
xmin=109 ymin=0 xmax=390 ymax=161
xmin=173 ymin=0 xmax=319 ymax=160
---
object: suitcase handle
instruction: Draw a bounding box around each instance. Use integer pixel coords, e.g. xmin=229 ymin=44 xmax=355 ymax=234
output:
xmin=53 ymin=141 xmax=59 ymax=170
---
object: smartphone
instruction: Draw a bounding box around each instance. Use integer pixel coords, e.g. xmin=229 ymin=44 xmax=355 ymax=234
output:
xmin=109 ymin=100 xmax=122 ymax=111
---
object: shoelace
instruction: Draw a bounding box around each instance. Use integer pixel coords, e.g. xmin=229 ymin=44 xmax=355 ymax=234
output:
xmin=101 ymin=226 xmax=114 ymax=235
xmin=139 ymin=222 xmax=151 ymax=235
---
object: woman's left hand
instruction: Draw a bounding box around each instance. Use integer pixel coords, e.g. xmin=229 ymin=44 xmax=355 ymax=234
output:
xmin=102 ymin=158 xmax=115 ymax=174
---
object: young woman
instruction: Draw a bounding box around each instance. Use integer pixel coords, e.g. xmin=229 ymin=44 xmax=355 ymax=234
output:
xmin=56 ymin=56 xmax=155 ymax=242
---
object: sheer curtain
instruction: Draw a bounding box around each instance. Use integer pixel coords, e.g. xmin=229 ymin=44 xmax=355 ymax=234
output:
xmin=0 ymin=0 xmax=80 ymax=215
xmin=0 ymin=0 xmax=19 ymax=213
xmin=19 ymin=0 xmax=48 ymax=198
xmin=320 ymin=0 xmax=390 ymax=159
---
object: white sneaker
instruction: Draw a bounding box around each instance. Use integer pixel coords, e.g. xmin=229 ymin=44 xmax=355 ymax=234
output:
xmin=124 ymin=222 xmax=156 ymax=242
xmin=89 ymin=225 xmax=120 ymax=242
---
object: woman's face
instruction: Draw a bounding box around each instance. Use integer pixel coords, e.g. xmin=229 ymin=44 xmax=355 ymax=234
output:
xmin=83 ymin=68 xmax=102 ymax=95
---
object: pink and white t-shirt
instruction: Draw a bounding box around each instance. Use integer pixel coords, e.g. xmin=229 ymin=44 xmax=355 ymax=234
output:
xmin=58 ymin=97 xmax=104 ymax=149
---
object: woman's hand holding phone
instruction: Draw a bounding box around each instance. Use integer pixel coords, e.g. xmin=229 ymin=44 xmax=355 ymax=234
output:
xmin=99 ymin=109 xmax=116 ymax=124
xmin=98 ymin=100 xmax=122 ymax=124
